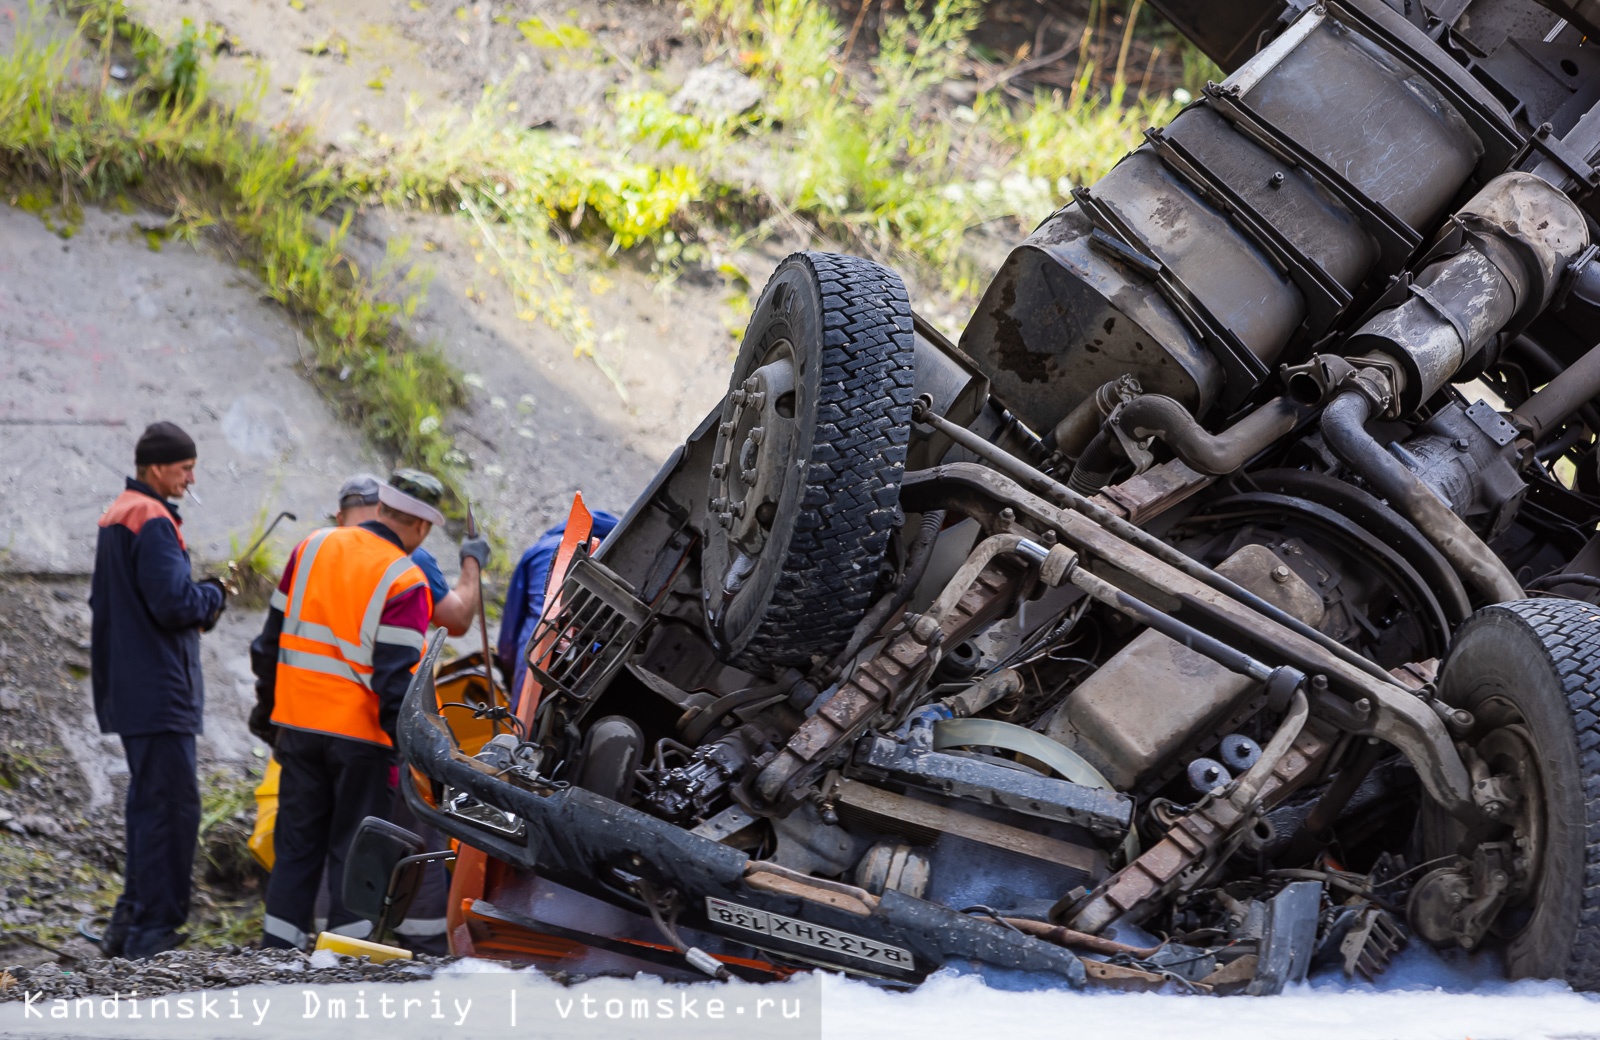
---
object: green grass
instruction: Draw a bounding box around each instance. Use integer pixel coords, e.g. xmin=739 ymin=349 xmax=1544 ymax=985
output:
xmin=340 ymin=0 xmax=1191 ymax=372
xmin=190 ymin=768 xmax=267 ymax=948
xmin=0 ymin=2 xmax=467 ymax=488
xmin=225 ymin=499 xmax=292 ymax=608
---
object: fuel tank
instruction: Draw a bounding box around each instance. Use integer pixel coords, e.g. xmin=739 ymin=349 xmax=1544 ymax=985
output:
xmin=960 ymin=3 xmax=1488 ymax=432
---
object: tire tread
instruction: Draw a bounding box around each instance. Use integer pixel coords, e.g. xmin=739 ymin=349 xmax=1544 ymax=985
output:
xmin=732 ymin=252 xmax=914 ymax=670
xmin=1486 ymin=598 xmax=1600 ymax=990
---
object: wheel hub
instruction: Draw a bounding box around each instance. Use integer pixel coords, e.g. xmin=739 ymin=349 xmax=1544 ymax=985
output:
xmin=1475 ymin=723 xmax=1544 ymax=905
xmin=708 ymin=347 xmax=798 ymax=599
xmin=1409 ymin=718 xmax=1547 ymax=950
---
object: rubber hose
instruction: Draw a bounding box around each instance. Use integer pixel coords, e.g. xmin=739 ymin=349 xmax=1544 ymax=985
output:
xmin=1321 ymin=391 xmax=1522 ymax=604
xmin=1114 ymin=395 xmax=1311 ymax=476
xmin=1065 ymin=428 xmax=1125 ymax=495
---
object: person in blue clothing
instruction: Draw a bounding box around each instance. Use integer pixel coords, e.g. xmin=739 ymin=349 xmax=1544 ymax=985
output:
xmin=331 ymin=471 xmax=490 ymax=636
xmin=496 ymin=509 xmax=620 ymax=705
xmin=89 ymin=421 xmax=227 ymax=959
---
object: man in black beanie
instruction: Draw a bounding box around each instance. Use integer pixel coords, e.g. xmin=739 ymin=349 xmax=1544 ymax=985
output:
xmin=89 ymin=421 xmax=227 ymax=959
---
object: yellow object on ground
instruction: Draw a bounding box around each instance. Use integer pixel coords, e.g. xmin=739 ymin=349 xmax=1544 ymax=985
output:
xmin=313 ymin=932 xmax=413 ymax=963
xmin=248 ymin=755 xmax=280 ymax=870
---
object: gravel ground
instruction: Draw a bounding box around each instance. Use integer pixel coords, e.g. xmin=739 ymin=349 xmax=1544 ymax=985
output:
xmin=0 ymin=947 xmax=448 ymax=1002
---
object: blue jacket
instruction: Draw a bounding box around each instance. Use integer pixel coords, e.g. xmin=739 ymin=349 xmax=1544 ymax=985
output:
xmin=89 ymin=478 xmax=225 ymax=736
xmin=497 ymin=511 xmax=619 ymax=701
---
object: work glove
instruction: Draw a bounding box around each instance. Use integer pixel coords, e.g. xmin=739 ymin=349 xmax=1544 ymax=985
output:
xmin=248 ymin=702 xmax=278 ymax=747
xmin=199 ymin=577 xmax=228 ymax=632
xmin=460 ymin=536 xmax=491 ymax=570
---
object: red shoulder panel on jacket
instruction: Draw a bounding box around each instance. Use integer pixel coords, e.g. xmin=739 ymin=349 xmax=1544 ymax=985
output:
xmin=99 ymin=490 xmax=185 ymax=550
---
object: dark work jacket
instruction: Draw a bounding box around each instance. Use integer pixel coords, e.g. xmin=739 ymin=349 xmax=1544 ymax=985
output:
xmin=89 ymin=478 xmax=225 ymax=736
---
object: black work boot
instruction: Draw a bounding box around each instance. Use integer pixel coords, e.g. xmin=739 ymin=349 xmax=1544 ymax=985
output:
xmin=100 ymin=897 xmax=132 ymax=959
xmin=124 ymin=928 xmax=187 ymax=960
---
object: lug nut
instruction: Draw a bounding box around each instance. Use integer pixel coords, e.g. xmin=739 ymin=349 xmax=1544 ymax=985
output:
xmin=710 ymin=463 xmax=726 ymax=479
xmin=731 ymin=390 xmax=747 ymax=406
xmin=743 ymin=376 xmax=760 ymax=392
xmin=719 ymin=421 xmax=734 ymax=437
xmin=741 ymin=468 xmax=759 ymax=483
xmin=749 ymin=426 xmax=765 ymax=444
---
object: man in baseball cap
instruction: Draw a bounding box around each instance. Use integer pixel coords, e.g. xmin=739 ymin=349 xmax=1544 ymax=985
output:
xmin=325 ymin=471 xmax=490 ymax=638
xmin=248 ymin=471 xmax=442 ymax=950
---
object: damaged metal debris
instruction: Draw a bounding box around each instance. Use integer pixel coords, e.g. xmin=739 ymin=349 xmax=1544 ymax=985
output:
xmin=371 ymin=0 xmax=1600 ymax=996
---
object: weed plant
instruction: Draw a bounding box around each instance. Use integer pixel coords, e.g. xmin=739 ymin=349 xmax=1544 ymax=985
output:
xmin=223 ymin=501 xmax=292 ymax=609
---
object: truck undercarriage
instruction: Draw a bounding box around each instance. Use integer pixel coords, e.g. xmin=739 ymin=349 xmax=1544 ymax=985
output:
xmin=380 ymin=0 xmax=1600 ymax=993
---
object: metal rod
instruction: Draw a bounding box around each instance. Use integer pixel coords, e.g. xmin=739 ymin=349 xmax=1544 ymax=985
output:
xmin=1510 ymin=337 xmax=1600 ymax=442
xmin=1067 ymin=565 xmax=1278 ymax=684
xmin=236 ymin=510 xmax=297 ymax=566
xmin=1232 ymin=688 xmax=1310 ymax=807
xmin=466 ymin=501 xmax=497 ymax=696
xmin=910 ymin=399 xmax=1405 ymax=688
xmin=1000 ymin=916 xmax=1165 ymax=957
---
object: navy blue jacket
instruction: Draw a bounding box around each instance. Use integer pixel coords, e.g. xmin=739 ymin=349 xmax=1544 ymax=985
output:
xmin=496 ymin=511 xmax=619 ymax=702
xmin=89 ymin=478 xmax=225 ymax=736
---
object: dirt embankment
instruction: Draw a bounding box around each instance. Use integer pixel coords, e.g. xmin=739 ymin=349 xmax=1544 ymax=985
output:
xmin=0 ymin=0 xmax=741 ymax=984
xmin=0 ymin=569 xmax=265 ymax=966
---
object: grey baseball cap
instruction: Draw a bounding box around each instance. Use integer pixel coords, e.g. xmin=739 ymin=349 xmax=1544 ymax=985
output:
xmin=378 ymin=481 xmax=446 ymax=526
xmin=337 ymin=473 xmax=383 ymax=510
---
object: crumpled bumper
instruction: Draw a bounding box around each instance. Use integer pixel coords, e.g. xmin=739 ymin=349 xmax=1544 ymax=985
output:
xmin=397 ymin=646 xmax=1087 ymax=985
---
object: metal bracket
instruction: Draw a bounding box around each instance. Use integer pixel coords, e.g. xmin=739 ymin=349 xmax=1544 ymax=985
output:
xmin=1142 ymin=124 xmax=1352 ymax=338
xmin=1464 ymin=399 xmax=1519 ymax=447
xmin=1551 ymin=242 xmax=1600 ymax=312
xmin=1516 ymin=122 xmax=1600 ymax=190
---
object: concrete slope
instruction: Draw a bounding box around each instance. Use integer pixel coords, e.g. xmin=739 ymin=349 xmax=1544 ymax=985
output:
xmin=0 ymin=204 xmax=381 ymax=575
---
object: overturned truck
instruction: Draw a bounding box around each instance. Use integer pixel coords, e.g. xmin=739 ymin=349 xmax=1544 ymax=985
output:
xmin=383 ymin=0 xmax=1600 ymax=993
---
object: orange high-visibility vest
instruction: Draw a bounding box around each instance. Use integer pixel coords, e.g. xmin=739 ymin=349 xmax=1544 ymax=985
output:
xmin=270 ymin=526 xmax=431 ymax=747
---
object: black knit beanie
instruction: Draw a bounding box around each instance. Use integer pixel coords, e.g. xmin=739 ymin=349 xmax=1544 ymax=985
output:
xmin=134 ymin=422 xmax=197 ymax=466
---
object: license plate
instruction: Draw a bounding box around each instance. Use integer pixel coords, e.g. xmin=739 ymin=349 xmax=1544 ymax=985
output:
xmin=705 ymin=897 xmax=914 ymax=970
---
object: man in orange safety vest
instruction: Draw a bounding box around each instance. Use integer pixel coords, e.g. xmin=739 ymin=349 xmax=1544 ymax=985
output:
xmin=248 ymin=480 xmax=442 ymax=949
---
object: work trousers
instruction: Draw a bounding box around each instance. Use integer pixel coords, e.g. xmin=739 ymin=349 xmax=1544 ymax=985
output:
xmin=108 ymin=732 xmax=200 ymax=959
xmin=386 ymin=787 xmax=451 ymax=955
xmin=262 ymin=728 xmax=393 ymax=949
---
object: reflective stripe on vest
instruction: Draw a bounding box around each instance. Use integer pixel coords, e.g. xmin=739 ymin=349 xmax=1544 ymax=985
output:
xmin=271 ymin=527 xmax=430 ymax=747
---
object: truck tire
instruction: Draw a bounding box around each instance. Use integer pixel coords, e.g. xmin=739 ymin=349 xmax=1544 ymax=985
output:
xmin=1431 ymin=598 xmax=1600 ymax=989
xmin=701 ymin=252 xmax=915 ymax=672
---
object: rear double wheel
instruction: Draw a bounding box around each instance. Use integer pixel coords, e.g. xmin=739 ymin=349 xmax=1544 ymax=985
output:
xmin=1427 ymin=598 xmax=1600 ymax=988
